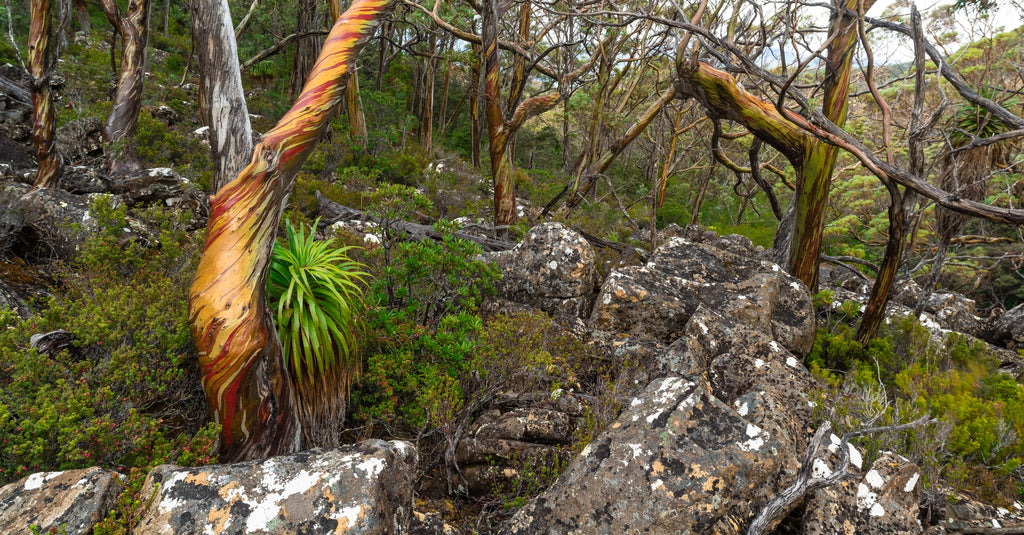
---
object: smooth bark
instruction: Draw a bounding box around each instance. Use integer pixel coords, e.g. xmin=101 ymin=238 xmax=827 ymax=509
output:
xmin=29 ymin=0 xmax=63 ymax=189
xmin=191 ymin=0 xmax=254 ymax=190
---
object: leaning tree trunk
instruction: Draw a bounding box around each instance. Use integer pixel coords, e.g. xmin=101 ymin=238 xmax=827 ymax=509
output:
xmin=103 ymin=0 xmax=151 ymax=174
xmin=29 ymin=0 xmax=63 ymax=189
xmin=787 ymin=0 xmax=866 ymax=292
xmin=189 ymin=0 xmax=393 ymax=462
xmin=191 ymin=0 xmax=254 ymax=190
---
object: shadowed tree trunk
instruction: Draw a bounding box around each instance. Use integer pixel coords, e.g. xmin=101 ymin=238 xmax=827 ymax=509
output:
xmin=189 ymin=0 xmax=393 ymax=462
xmin=102 ymin=0 xmax=151 ymax=174
xmin=191 ymin=0 xmax=254 ymax=190
xmin=29 ymin=0 xmax=63 ymax=189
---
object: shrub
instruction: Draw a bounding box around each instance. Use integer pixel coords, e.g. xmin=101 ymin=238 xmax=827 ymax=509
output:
xmin=0 ymin=198 xmax=217 ymax=485
xmin=810 ymin=316 xmax=1024 ymax=504
xmin=267 ymin=219 xmax=368 ymax=447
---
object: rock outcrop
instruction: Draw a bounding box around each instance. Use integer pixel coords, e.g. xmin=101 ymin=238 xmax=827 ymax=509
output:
xmin=500 ymin=305 xmax=818 ymax=534
xmin=990 ymin=302 xmax=1024 ymax=350
xmin=454 ymin=392 xmax=587 ymax=496
xmin=135 ymin=440 xmax=416 ymax=534
xmin=484 ymin=223 xmax=599 ymax=319
xmin=590 ymin=236 xmax=815 ymax=356
xmin=0 ymin=467 xmax=124 ymax=535
xmin=803 ymin=451 xmax=923 ymax=534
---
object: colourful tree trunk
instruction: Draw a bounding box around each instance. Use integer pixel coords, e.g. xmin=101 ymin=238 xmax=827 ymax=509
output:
xmin=103 ymin=0 xmax=151 ymax=174
xmin=29 ymin=0 xmax=63 ymax=189
xmin=189 ymin=0 xmax=393 ymax=462
xmin=788 ymin=0 xmax=867 ymax=292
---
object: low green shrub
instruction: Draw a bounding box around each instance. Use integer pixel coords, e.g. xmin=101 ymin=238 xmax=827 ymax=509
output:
xmin=810 ymin=316 xmax=1024 ymax=503
xmin=0 ymin=198 xmax=217 ymax=485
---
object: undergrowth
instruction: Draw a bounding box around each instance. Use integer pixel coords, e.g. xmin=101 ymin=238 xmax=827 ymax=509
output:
xmin=808 ymin=313 xmax=1024 ymax=505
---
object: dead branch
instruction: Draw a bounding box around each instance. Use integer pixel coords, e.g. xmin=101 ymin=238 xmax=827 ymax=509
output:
xmin=316 ymin=192 xmax=515 ymax=251
xmin=747 ymin=416 xmax=934 ymax=535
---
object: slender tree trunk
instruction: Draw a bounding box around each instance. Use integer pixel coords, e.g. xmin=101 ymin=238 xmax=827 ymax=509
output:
xmin=787 ymin=0 xmax=865 ymax=292
xmin=469 ymin=38 xmax=481 ymax=169
xmin=30 ymin=0 xmax=63 ymax=189
xmin=191 ymin=0 xmax=254 ymax=191
xmin=289 ymin=0 xmax=320 ymax=97
xmin=190 ymin=0 xmax=393 ymax=462
xmin=103 ymin=0 xmax=151 ymax=174
xmin=481 ymin=0 xmax=514 ymax=225
xmin=566 ymin=86 xmax=676 ymax=208
xmin=73 ymin=0 xmax=89 ymax=33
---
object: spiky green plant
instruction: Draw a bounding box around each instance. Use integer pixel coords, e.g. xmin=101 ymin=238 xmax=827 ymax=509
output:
xmin=267 ymin=218 xmax=367 ymax=447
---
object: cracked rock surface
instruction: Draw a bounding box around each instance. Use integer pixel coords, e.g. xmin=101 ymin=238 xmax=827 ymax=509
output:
xmin=135 ymin=439 xmax=416 ymax=534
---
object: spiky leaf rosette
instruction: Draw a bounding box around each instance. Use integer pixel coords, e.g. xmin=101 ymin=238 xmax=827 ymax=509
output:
xmin=267 ymin=220 xmax=366 ymax=447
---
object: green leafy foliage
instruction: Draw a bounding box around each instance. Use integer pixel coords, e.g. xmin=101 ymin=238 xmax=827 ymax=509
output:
xmin=0 ymin=198 xmax=217 ymax=485
xmin=267 ymin=219 xmax=368 ymax=386
xmin=809 ymin=316 xmax=1024 ymax=503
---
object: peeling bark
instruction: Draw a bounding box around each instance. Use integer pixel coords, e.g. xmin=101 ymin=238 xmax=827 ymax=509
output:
xmin=189 ymin=0 xmax=393 ymax=461
xmin=191 ymin=0 xmax=254 ymax=191
xmin=29 ymin=0 xmax=63 ymax=189
xmin=103 ymin=0 xmax=151 ymax=174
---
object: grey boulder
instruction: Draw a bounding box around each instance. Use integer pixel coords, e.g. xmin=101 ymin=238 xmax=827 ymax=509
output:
xmin=135 ymin=440 xmax=416 ymax=534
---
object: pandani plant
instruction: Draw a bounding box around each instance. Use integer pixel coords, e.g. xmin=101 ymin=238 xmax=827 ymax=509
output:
xmin=267 ymin=219 xmax=367 ymax=448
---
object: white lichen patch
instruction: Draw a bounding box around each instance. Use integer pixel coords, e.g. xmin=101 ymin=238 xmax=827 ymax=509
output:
xmin=997 ymin=507 xmax=1010 ymax=518
xmin=158 ymin=472 xmax=194 ymax=513
xmin=789 ymin=281 xmax=801 ymax=290
xmin=651 ymin=479 xmax=664 ymax=491
xmin=870 ymin=503 xmax=886 ymax=517
xmin=786 ymin=356 xmax=798 ymax=368
xmin=363 ymin=233 xmax=381 ymax=244
xmin=848 ymin=443 xmax=863 ymax=469
xmin=992 ymin=519 xmax=1002 ymax=529
xmin=332 ymin=505 xmax=363 ymax=529
xmin=865 ymin=469 xmax=884 ymax=489
xmin=754 ymin=358 xmax=765 ymax=368
xmin=812 ymin=458 xmax=831 ymax=478
xmin=355 ymin=458 xmax=385 ymax=479
xmin=856 ymin=483 xmax=879 ymax=512
xmin=768 ymin=341 xmax=781 ymax=353
xmin=631 ymin=397 xmax=644 ymax=407
xmin=245 ymin=469 xmax=321 ymax=531
xmin=23 ymin=472 xmax=60 ymax=491
xmin=828 ymin=434 xmax=841 ymax=453
xmin=698 ymin=321 xmax=709 ymax=335
xmin=653 ymin=377 xmax=691 ymax=405
xmin=734 ymin=401 xmax=749 ymax=417
xmin=904 ymin=473 xmax=920 ymax=493
xmin=738 ymin=424 xmax=765 ymax=452
xmin=548 ymin=261 xmax=558 ymax=270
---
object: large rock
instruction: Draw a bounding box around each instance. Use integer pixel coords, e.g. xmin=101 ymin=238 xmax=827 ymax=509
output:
xmin=484 ymin=223 xmax=599 ymax=319
xmin=499 ymin=308 xmax=817 ymax=534
xmin=590 ymin=237 xmax=815 ymax=356
xmin=454 ymin=394 xmax=586 ymax=496
xmin=990 ymin=303 xmax=1024 ymax=350
xmin=135 ymin=440 xmax=417 ymax=534
xmin=0 ymin=467 xmax=124 ymax=535
xmin=803 ymin=451 xmax=923 ymax=535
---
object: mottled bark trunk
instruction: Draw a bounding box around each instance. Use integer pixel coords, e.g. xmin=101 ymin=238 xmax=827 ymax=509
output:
xmin=30 ymin=0 xmax=63 ymax=189
xmin=787 ymin=0 xmax=866 ymax=292
xmin=73 ymin=0 xmax=89 ymax=33
xmin=190 ymin=0 xmax=393 ymax=462
xmin=104 ymin=0 xmax=151 ymax=174
xmin=481 ymin=0 xmax=514 ymax=225
xmin=191 ymin=0 xmax=254 ymax=191
xmin=289 ymin=0 xmax=321 ymax=97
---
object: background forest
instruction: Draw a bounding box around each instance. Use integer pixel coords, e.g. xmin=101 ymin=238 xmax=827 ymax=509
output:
xmin=1 ymin=0 xmax=1024 ymax=530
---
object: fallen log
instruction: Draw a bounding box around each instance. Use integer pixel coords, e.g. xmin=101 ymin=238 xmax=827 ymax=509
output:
xmin=0 ymin=74 xmax=30 ymax=104
xmin=316 ymin=192 xmax=515 ymax=251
